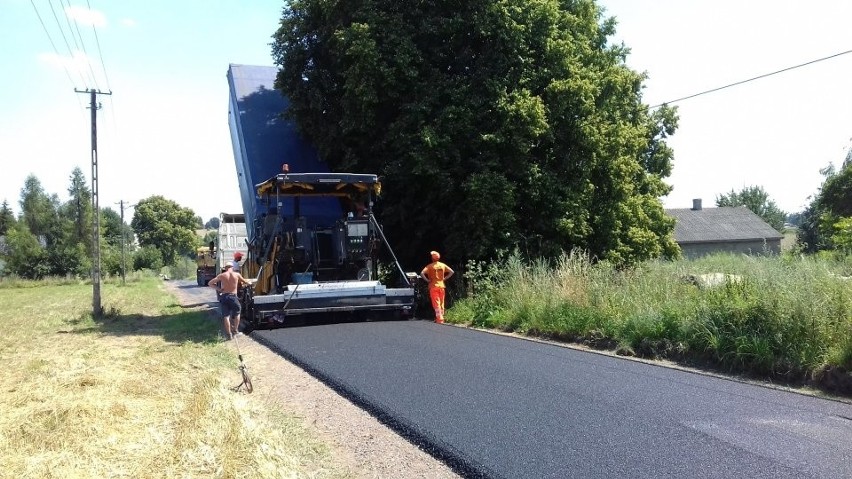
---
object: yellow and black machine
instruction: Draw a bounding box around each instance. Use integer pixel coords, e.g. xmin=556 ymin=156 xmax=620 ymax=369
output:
xmin=195 ymin=243 xmax=217 ymax=286
xmin=238 ymin=171 xmax=417 ymax=328
xmin=228 ymin=64 xmax=416 ymax=329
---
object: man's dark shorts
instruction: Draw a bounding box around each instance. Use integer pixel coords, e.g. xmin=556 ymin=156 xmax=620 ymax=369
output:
xmin=220 ymin=293 xmax=241 ymax=318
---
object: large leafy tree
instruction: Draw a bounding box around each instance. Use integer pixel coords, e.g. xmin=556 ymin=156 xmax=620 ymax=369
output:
xmin=19 ymin=175 xmax=62 ymax=245
xmin=797 ymin=159 xmax=852 ymax=253
xmin=271 ymin=0 xmax=679 ymax=266
xmin=17 ymin=174 xmax=91 ymax=277
xmin=4 ymin=222 xmax=48 ymax=279
xmin=101 ymin=207 xmax=134 ymax=248
xmin=204 ymin=217 xmax=220 ymax=230
xmin=130 ymin=196 xmax=197 ymax=265
xmin=715 ymin=185 xmax=786 ymax=232
xmin=815 ymin=161 xmax=852 ymax=251
xmin=819 ymin=162 xmax=852 ymax=218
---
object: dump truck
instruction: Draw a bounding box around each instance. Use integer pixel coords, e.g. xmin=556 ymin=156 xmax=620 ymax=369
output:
xmin=216 ymin=212 xmax=248 ymax=272
xmin=227 ymin=64 xmax=416 ymax=329
xmin=196 ymin=243 xmax=217 ymax=286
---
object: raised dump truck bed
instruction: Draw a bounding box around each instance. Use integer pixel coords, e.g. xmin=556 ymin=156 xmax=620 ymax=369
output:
xmin=227 ymin=64 xmax=415 ymax=329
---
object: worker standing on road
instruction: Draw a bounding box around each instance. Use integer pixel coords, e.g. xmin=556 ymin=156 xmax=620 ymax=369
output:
xmin=208 ymin=263 xmax=249 ymax=340
xmin=420 ymin=251 xmax=454 ymax=323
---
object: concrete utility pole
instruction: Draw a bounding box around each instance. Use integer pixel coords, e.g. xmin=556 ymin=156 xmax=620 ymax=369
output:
xmin=76 ymin=88 xmax=112 ymax=317
xmin=117 ymin=200 xmax=136 ymax=286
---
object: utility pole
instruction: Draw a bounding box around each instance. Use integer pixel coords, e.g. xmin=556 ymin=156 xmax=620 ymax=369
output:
xmin=117 ymin=200 xmax=136 ymax=286
xmin=76 ymin=88 xmax=112 ymax=317
xmin=119 ymin=200 xmax=127 ymax=285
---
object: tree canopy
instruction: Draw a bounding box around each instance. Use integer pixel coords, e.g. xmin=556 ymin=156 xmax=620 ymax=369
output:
xmin=19 ymin=175 xmax=62 ymax=245
xmin=62 ymin=167 xmax=93 ymax=253
xmin=0 ymin=200 xmax=14 ymax=236
xmin=101 ymin=207 xmax=135 ymax=248
xmin=204 ymin=217 xmax=220 ymax=230
xmin=130 ymin=196 xmax=198 ymax=265
xmin=798 ymin=160 xmax=852 ymax=253
xmin=271 ymin=0 xmax=679 ymax=266
xmin=715 ymin=185 xmax=786 ymax=232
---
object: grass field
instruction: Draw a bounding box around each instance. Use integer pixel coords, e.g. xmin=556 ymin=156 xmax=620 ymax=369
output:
xmin=0 ymin=276 xmax=344 ymax=479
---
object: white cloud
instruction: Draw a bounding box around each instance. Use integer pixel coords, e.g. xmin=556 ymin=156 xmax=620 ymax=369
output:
xmin=120 ymin=18 xmax=137 ymax=28
xmin=37 ymin=50 xmax=95 ymax=78
xmin=65 ymin=5 xmax=107 ymax=28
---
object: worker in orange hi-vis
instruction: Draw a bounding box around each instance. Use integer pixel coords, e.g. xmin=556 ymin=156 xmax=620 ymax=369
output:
xmin=420 ymin=251 xmax=454 ymax=323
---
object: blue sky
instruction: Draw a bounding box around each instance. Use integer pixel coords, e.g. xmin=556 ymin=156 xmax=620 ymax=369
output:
xmin=1 ymin=0 xmax=850 ymax=224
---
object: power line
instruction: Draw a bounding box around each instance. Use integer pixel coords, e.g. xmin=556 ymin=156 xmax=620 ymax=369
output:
xmin=651 ymin=48 xmax=852 ymax=108
xmin=29 ymin=0 xmax=79 ymax=90
xmin=46 ymin=0 xmax=88 ymax=87
xmin=86 ymin=0 xmax=112 ymax=92
xmin=59 ymin=0 xmax=81 ymax=52
xmin=63 ymin=0 xmax=101 ymax=90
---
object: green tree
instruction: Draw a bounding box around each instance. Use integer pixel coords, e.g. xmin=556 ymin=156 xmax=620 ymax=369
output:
xmin=797 ymin=202 xmax=824 ymax=253
xmin=4 ymin=222 xmax=48 ymax=279
xmin=816 ymin=162 xmax=852 ymax=251
xmin=716 ymin=185 xmax=786 ymax=232
xmin=797 ymin=160 xmax=852 ymax=252
xmin=130 ymin=196 xmax=197 ymax=265
xmin=101 ymin=242 xmax=123 ymax=277
xmin=204 ymin=217 xmax=220 ymax=229
xmin=101 ymin=207 xmax=134 ymax=248
xmin=61 ymin=167 xmax=93 ymax=251
xmin=0 ymin=199 xmax=15 ymax=236
xmin=45 ymin=241 xmax=89 ymax=277
xmin=201 ymin=230 xmax=217 ymax=249
xmin=271 ymin=0 xmax=678 ymax=266
xmin=819 ymin=161 xmax=852 ymax=218
xmin=19 ymin=175 xmax=62 ymax=244
xmin=133 ymin=245 xmax=164 ymax=272
xmin=830 ymin=217 xmax=852 ymax=254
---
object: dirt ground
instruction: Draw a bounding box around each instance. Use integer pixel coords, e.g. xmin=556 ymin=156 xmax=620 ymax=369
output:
xmin=165 ymin=281 xmax=460 ymax=479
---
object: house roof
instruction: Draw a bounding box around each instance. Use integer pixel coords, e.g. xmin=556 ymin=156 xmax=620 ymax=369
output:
xmin=666 ymin=206 xmax=783 ymax=244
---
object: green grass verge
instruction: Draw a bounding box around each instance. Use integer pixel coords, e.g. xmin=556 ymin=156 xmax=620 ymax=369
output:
xmin=450 ymin=251 xmax=852 ymax=392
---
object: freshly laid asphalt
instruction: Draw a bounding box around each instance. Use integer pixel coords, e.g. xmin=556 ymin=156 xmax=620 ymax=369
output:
xmin=250 ymin=319 xmax=852 ymax=478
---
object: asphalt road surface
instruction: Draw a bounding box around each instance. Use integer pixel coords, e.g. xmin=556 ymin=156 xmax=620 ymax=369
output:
xmin=176 ymin=280 xmax=852 ymax=478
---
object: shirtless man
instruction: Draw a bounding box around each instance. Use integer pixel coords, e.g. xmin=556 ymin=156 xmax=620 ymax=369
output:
xmin=208 ymin=263 xmax=249 ymax=340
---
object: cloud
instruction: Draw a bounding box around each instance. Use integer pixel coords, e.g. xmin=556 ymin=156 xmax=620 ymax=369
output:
xmin=65 ymin=5 xmax=107 ymax=28
xmin=120 ymin=18 xmax=137 ymax=28
xmin=37 ymin=50 xmax=94 ymax=77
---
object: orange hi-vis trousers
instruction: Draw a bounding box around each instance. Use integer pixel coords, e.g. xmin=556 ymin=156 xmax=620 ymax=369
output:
xmin=429 ymin=286 xmax=446 ymax=323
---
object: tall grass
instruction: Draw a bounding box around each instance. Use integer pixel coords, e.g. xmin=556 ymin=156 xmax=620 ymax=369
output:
xmin=450 ymin=251 xmax=852 ymax=388
xmin=0 ymin=277 xmax=343 ymax=478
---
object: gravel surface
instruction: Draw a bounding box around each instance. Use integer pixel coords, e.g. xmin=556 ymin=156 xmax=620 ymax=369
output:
xmin=165 ymin=280 xmax=460 ymax=479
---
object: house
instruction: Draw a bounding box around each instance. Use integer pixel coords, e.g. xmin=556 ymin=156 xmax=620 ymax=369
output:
xmin=666 ymin=199 xmax=783 ymax=259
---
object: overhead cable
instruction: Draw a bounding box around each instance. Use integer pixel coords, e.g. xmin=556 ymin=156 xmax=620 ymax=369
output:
xmin=86 ymin=0 xmax=112 ymax=92
xmin=652 ymin=48 xmax=852 ymax=108
xmin=63 ymin=0 xmax=101 ymax=90
xmin=46 ymin=0 xmax=89 ymax=87
xmin=30 ymin=0 xmax=79 ymax=89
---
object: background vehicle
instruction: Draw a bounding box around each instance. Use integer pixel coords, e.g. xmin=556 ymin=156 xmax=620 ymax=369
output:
xmin=216 ymin=212 xmax=248 ymax=272
xmin=227 ymin=64 xmax=416 ymax=329
xmin=195 ymin=244 xmax=217 ymax=286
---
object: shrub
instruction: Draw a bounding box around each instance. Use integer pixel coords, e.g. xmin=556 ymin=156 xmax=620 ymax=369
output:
xmin=133 ymin=245 xmax=164 ymax=272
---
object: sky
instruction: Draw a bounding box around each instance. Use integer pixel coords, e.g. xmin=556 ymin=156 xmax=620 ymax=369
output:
xmin=1 ymin=0 xmax=850 ymax=225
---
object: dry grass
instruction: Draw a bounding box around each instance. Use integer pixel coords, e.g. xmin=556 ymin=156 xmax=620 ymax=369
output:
xmin=0 ymin=278 xmax=345 ymax=479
